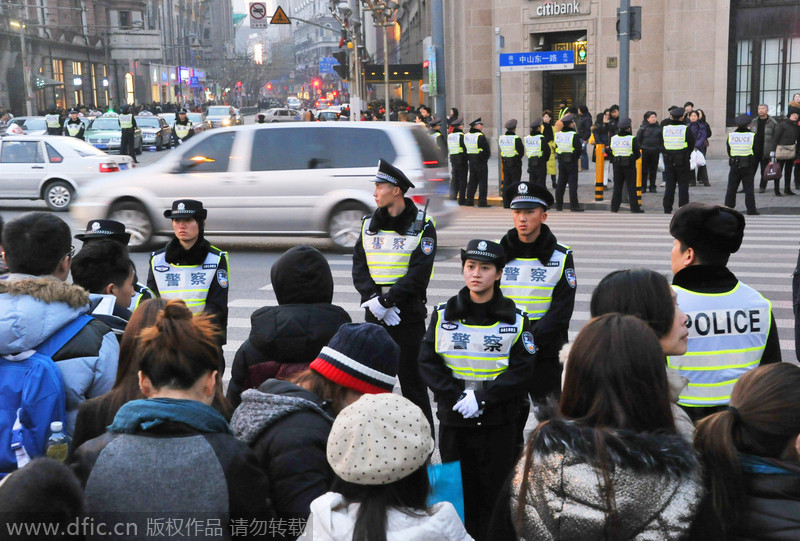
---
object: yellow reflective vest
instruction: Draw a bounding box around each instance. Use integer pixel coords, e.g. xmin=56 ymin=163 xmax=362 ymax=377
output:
xmin=361 ymin=217 xmax=434 ymax=286
xmin=500 ymin=247 xmax=570 ymax=318
xmin=729 ymin=132 xmax=755 ymax=157
xmin=150 ymin=248 xmax=227 ymax=313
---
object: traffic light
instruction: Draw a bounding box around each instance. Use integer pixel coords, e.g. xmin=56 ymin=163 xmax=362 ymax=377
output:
xmin=313 ymin=79 xmax=320 ymax=88
xmin=332 ymin=51 xmax=349 ymax=80
xmin=266 ymin=83 xmax=272 ymax=90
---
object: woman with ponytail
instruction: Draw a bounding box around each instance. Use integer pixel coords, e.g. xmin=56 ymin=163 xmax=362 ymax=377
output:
xmin=693 ymin=363 xmax=800 ymax=540
xmin=72 ymin=299 xmax=274 ymax=534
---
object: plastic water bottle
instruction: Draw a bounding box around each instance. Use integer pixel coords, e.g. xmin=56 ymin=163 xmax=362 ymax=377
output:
xmin=45 ymin=422 xmax=69 ymax=462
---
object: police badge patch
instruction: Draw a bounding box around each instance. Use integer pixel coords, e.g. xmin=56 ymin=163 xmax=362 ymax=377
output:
xmin=421 ymin=237 xmax=434 ymax=255
xmin=521 ymin=331 xmax=536 ymax=354
xmin=154 ymin=265 xmax=170 ymax=272
xmin=565 ymin=268 xmax=577 ymax=288
xmin=441 ymin=322 xmax=458 ymax=331
xmin=217 ymin=269 xmax=229 ymax=288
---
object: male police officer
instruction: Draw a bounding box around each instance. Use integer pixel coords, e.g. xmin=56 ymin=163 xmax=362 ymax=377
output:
xmin=609 ymin=117 xmax=643 ymax=213
xmin=119 ymin=105 xmax=138 ymax=163
xmin=553 ymin=113 xmax=583 ymax=211
xmin=524 ymin=118 xmax=550 ymax=188
xmin=74 ymin=219 xmax=155 ymax=312
xmin=668 ymin=203 xmax=780 ymax=422
xmin=448 ymin=117 xmax=468 ymax=205
xmin=725 ymin=114 xmax=759 ymax=216
xmin=662 ymin=106 xmax=695 ymax=213
xmin=500 ymin=182 xmax=575 ymax=418
xmin=45 ymin=106 xmax=62 ymax=135
xmin=352 ymin=159 xmax=436 ymax=428
xmin=63 ymin=108 xmax=85 ymax=140
xmin=499 ymin=119 xmax=525 ymax=208
xmin=172 ymin=108 xmax=194 ymax=146
xmin=465 ymin=118 xmax=491 ymax=207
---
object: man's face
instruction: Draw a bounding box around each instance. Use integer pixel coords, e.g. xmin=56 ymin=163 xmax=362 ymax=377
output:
xmin=611 ymin=109 xmax=619 ymax=118
xmin=512 ymin=207 xmax=546 ymax=241
xmin=474 ymin=123 xmax=483 ymax=131
xmin=374 ymin=182 xmax=399 ymax=208
xmin=112 ymin=267 xmax=136 ymax=309
xmin=670 ymin=238 xmax=690 ymax=275
xmin=757 ymin=105 xmax=768 ymax=117
xmin=685 ymin=105 xmax=693 ymax=114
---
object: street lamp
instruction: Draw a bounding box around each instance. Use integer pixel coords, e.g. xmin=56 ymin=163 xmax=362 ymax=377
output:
xmin=362 ymin=0 xmax=398 ymax=121
xmin=11 ymin=15 xmax=34 ymax=116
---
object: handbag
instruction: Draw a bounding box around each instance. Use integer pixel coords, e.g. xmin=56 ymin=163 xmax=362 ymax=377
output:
xmin=763 ymin=159 xmax=782 ymax=181
xmin=776 ymin=144 xmax=797 ymax=160
xmin=658 ymin=153 xmax=665 ymax=172
xmin=427 ymin=461 xmax=465 ymax=523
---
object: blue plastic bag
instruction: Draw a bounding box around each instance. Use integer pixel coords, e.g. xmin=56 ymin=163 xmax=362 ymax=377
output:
xmin=427 ymin=461 xmax=465 ymax=523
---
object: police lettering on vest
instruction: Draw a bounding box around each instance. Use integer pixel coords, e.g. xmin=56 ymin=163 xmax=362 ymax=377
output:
xmin=447 ymin=133 xmax=464 ymax=155
xmin=119 ymin=114 xmax=133 ymax=129
xmin=361 ymin=217 xmax=433 ymax=286
xmin=66 ymin=123 xmax=81 ymax=136
xmin=150 ymin=249 xmax=225 ymax=313
xmin=523 ymin=135 xmax=544 ymax=158
xmin=729 ymin=132 xmax=755 ymax=157
xmin=667 ymin=282 xmax=772 ymax=407
xmin=45 ymin=114 xmax=61 ymax=128
xmin=434 ymin=306 xmax=525 ymax=381
xmin=174 ymin=124 xmax=191 ymax=139
xmin=464 ymin=133 xmax=481 ymax=155
xmin=554 ymin=131 xmax=576 ymax=155
xmin=663 ymin=125 xmax=688 ymax=151
xmin=500 ymin=247 xmax=570 ymax=318
xmin=610 ymin=134 xmax=634 ymax=157
xmin=499 ymin=135 xmax=520 ymax=158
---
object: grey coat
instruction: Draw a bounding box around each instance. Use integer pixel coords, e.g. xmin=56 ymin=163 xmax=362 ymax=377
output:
xmin=750 ymin=116 xmax=778 ymax=159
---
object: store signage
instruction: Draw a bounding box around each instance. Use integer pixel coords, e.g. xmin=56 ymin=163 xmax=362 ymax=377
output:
xmin=500 ymin=50 xmax=575 ymax=72
xmin=535 ymin=1 xmax=580 ymax=17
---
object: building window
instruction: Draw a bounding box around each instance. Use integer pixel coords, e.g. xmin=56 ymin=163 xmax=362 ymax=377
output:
xmin=92 ymin=64 xmax=98 ymax=107
xmin=735 ymin=40 xmax=752 ymax=116
xmin=52 ymin=59 xmax=64 ymax=83
xmin=119 ymin=10 xmax=131 ymax=29
xmin=760 ymin=38 xmax=782 ymax=114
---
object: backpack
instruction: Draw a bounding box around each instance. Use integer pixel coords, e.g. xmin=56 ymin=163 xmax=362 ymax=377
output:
xmin=0 ymin=315 xmax=92 ymax=477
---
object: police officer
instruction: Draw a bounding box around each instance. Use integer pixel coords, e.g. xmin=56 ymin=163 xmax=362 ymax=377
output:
xmin=668 ymin=202 xmax=781 ymax=422
xmin=524 ymin=117 xmax=550 ymax=188
xmin=62 ymin=108 xmax=85 ymax=140
xmin=418 ymin=239 xmax=535 ymax=541
xmin=256 ymin=113 xmax=267 ymax=124
xmin=725 ymin=114 xmax=759 ymax=216
xmin=45 ymin=106 xmax=62 ymax=135
xmin=74 ymin=219 xmax=155 ymax=312
xmin=118 ymin=105 xmax=138 ymax=163
xmin=352 ymin=159 xmax=436 ymax=429
xmin=147 ymin=200 xmax=229 ymax=354
xmin=499 ymin=182 xmax=575 ymax=423
xmin=499 ymin=119 xmax=525 ymax=208
xmin=427 ymin=116 xmax=448 ymax=159
xmin=553 ymin=113 xmax=583 ymax=211
xmin=609 ymin=117 xmax=643 ymax=213
xmin=465 ymin=118 xmax=491 ymax=207
xmin=662 ymin=106 xmax=695 ymax=214
xmin=447 ymin=117 xmax=468 ymax=205
xmin=172 ymin=108 xmax=195 ymax=146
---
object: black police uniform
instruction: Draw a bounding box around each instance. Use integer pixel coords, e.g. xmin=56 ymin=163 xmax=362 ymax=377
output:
xmin=724 ymin=114 xmax=759 ymax=215
xmin=428 ymin=120 xmax=448 ymax=160
xmin=662 ymin=108 xmax=696 ymax=213
xmin=172 ymin=112 xmax=195 ymax=146
xmin=526 ymin=120 xmax=551 ymax=188
xmin=418 ymin=239 xmax=535 ymax=541
xmin=466 ymin=119 xmax=491 ymax=207
xmin=352 ymin=161 xmax=436 ymax=428
xmin=499 ymin=121 xmax=525 ymax=208
xmin=553 ymin=117 xmax=583 ymax=211
xmin=45 ymin=109 xmax=63 ymax=135
xmin=119 ymin=108 xmax=138 ymax=163
xmin=146 ymin=200 xmax=229 ymax=356
xmin=609 ymin=119 xmax=643 ymax=213
xmin=63 ymin=113 xmax=85 ymax=140
xmin=448 ymin=119 xmax=469 ymax=204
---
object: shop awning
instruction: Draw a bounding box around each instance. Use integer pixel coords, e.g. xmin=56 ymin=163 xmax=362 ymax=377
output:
xmin=34 ymin=75 xmax=64 ymax=89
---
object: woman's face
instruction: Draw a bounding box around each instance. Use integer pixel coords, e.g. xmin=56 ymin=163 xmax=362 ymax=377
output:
xmin=603 ymin=112 xmax=610 ymax=122
xmin=689 ymin=112 xmax=699 ymax=122
xmin=647 ymin=113 xmax=657 ymax=124
xmin=697 ymin=110 xmax=705 ymax=120
xmin=660 ymin=290 xmax=689 ymax=356
xmin=793 ymin=93 xmax=800 ymax=103
xmin=543 ymin=113 xmax=551 ymax=123
xmin=449 ymin=108 xmax=455 ymax=117
xmin=791 ymin=113 xmax=800 ymax=122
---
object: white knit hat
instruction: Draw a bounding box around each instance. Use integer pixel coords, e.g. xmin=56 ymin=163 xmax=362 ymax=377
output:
xmin=327 ymin=394 xmax=433 ymax=486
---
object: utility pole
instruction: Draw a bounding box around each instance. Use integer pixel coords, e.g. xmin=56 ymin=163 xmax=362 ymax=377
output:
xmin=383 ymin=24 xmax=389 ymax=121
xmin=495 ymin=27 xmax=503 ymax=189
xmin=15 ymin=6 xmax=34 ymax=115
xmin=430 ymin=0 xmax=445 ymax=130
xmin=619 ymin=0 xmax=630 ymax=118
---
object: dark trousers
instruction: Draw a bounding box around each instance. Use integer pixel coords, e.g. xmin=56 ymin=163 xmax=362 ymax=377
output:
xmin=467 ymin=157 xmax=488 ymax=206
xmin=724 ymin=163 xmax=757 ymax=214
xmin=758 ymin=156 xmax=772 ymax=189
xmin=501 ymin=158 xmax=522 ymax=207
xmin=383 ymin=320 xmax=434 ymax=431
xmin=528 ymin=159 xmax=547 ymax=188
xmin=779 ymin=159 xmax=796 ymax=193
xmin=642 ymin=150 xmax=660 ymax=190
xmin=439 ymin=422 xmax=518 ymax=541
xmin=555 ymin=157 xmax=579 ymax=209
xmin=611 ymin=162 xmax=641 ymax=212
xmin=120 ymin=129 xmax=136 ymax=160
xmin=663 ymin=157 xmax=690 ymax=212
xmin=450 ymin=158 xmax=468 ymax=204
xmin=793 ymin=247 xmax=800 ymax=363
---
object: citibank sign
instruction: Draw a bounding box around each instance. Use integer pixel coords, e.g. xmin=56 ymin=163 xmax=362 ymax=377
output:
xmin=536 ymin=1 xmax=580 ymax=17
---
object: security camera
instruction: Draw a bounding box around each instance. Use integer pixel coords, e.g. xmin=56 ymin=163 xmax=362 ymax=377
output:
xmin=337 ymin=1 xmax=353 ymax=16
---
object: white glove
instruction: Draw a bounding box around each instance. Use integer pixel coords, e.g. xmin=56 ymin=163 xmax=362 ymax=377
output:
xmin=453 ymin=390 xmax=481 ymax=419
xmin=361 ymin=297 xmax=388 ymax=321
xmin=383 ymin=306 xmax=401 ymax=326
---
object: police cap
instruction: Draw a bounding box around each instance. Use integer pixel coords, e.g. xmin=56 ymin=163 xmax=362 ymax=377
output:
xmin=561 ymin=113 xmax=575 ymax=124
xmin=428 ymin=116 xmax=442 ymax=127
xmin=69 ymin=108 xmax=80 ymax=114
xmin=504 ymin=118 xmax=518 ymax=130
xmin=469 ymin=117 xmax=483 ymax=127
xmin=529 ymin=117 xmax=543 ymax=129
xmin=505 ymin=182 xmax=553 ymax=210
xmin=670 ymin=202 xmax=745 ymax=254
xmin=669 ymin=106 xmax=684 ymax=118
xmin=735 ymin=114 xmax=751 ymax=128
xmin=74 ymin=219 xmax=131 ymax=244
xmin=460 ymin=239 xmax=505 ymax=267
xmin=449 ymin=117 xmax=464 ymax=127
xmin=164 ymin=199 xmax=208 ymax=220
xmin=374 ymin=159 xmax=415 ymax=192
xmin=617 ymin=117 xmax=632 ymax=130
xmin=178 ymin=108 xmax=188 ymax=114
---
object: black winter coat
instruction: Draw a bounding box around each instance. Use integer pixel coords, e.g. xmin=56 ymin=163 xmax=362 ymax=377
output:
xmin=576 ymin=114 xmax=592 ymax=140
xmin=636 ymin=122 xmax=663 ymax=151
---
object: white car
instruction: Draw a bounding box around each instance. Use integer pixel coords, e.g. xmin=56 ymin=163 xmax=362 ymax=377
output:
xmin=0 ymin=135 xmax=133 ymax=211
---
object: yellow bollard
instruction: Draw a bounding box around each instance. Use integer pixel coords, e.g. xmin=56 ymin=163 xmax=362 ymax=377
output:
xmin=636 ymin=157 xmax=643 ymax=209
xmin=595 ymin=145 xmax=605 ymax=201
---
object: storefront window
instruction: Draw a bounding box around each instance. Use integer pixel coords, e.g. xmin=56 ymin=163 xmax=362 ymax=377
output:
xmin=760 ymin=39 xmax=782 ymax=114
xmin=735 ymin=40 xmax=752 ymax=116
xmin=787 ymin=37 xmax=800 ymax=103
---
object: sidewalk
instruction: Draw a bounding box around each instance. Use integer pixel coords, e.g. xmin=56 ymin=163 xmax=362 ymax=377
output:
xmin=484 ymin=156 xmax=800 ymax=214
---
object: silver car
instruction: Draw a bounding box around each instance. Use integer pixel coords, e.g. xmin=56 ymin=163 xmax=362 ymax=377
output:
xmin=260 ymin=108 xmax=302 ymax=123
xmin=205 ymin=105 xmax=237 ymax=128
xmin=70 ymin=123 xmax=456 ymax=250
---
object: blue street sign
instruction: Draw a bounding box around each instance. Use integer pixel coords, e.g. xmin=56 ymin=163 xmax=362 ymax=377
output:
xmin=319 ymin=57 xmax=339 ymax=75
xmin=499 ymin=50 xmax=575 ymax=72
xmin=190 ymin=76 xmax=199 ymax=85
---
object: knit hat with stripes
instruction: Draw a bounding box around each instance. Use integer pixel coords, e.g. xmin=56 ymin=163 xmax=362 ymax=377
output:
xmin=310 ymin=323 xmax=399 ymax=394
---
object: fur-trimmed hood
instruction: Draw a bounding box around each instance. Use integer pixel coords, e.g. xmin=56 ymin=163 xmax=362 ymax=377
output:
xmin=0 ymin=275 xmax=90 ymax=354
xmin=510 ymin=418 xmax=703 ymax=540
